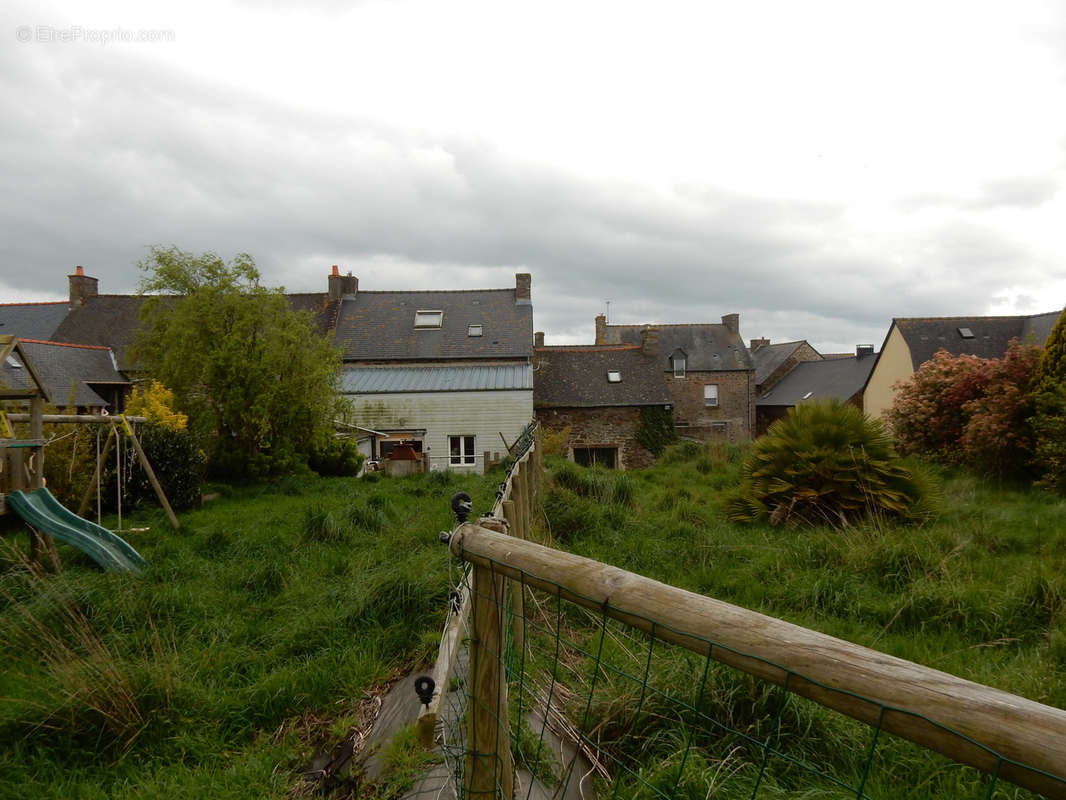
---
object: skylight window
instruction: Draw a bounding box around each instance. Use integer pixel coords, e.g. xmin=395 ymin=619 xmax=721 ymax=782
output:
xmin=468 ymin=324 xmax=483 ymax=337
xmin=414 ymin=310 xmax=443 ymax=329
xmin=5 ymin=354 xmax=23 ymax=369
xmin=958 ymin=327 xmax=974 ymax=339
xmin=607 ymin=370 xmax=621 ymax=383
xmin=802 ymin=391 xmax=814 ymax=400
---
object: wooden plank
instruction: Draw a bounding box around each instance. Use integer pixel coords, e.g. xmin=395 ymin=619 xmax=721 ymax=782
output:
xmin=416 ymin=575 xmax=472 ymax=748
xmin=449 ymin=524 xmax=1066 ymax=799
xmin=466 ymin=561 xmax=513 ymax=799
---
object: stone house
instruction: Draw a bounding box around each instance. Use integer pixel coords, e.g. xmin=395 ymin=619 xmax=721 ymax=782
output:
xmin=863 ymin=311 xmax=1062 ymax=418
xmin=595 ymin=313 xmax=756 ymax=440
xmin=533 ymin=330 xmax=673 ymax=469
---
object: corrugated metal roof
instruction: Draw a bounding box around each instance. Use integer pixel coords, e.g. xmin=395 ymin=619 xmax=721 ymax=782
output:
xmin=341 ymin=363 xmax=532 ymax=393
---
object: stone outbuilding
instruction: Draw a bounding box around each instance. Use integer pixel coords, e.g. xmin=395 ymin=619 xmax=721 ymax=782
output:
xmin=533 ymin=333 xmax=672 ymax=469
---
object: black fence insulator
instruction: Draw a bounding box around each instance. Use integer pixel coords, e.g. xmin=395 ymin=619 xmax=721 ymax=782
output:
xmin=451 ymin=491 xmax=472 ymax=523
xmin=439 ymin=530 xmax=451 ymax=544
xmin=448 ymin=589 xmax=461 ymax=614
xmin=414 ymin=675 xmax=435 ymax=707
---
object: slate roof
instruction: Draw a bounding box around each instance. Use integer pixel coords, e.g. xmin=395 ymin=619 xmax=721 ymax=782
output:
xmin=0 ymin=302 xmax=69 ymax=341
xmin=533 ymin=346 xmax=672 ymax=408
xmin=751 ymin=341 xmax=811 ymax=385
xmin=601 ymin=324 xmax=753 ymax=371
xmin=894 ymin=310 xmax=1062 ymax=369
xmin=757 ymin=354 xmax=876 ymax=407
xmin=50 ymin=295 xmax=145 ymax=371
xmin=285 ymin=293 xmax=341 ymax=337
xmin=334 ymin=290 xmax=533 ymax=361
xmin=17 ymin=340 xmax=127 ymax=408
xmin=341 ymin=363 xmax=532 ymax=393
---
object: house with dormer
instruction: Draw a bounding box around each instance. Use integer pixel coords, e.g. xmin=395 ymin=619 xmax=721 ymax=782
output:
xmin=863 ymin=311 xmax=1063 ymax=418
xmin=594 ymin=313 xmax=756 ymax=440
xmin=334 ymin=272 xmax=534 ymax=473
xmin=533 ymin=330 xmax=673 ymax=469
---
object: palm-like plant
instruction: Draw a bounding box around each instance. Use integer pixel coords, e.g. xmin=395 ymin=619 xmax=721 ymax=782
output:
xmin=727 ymin=400 xmax=938 ymax=527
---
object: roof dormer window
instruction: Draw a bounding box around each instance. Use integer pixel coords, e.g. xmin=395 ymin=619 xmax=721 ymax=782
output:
xmin=607 ymin=370 xmax=621 ymax=383
xmin=414 ymin=310 xmax=443 ymax=329
xmin=672 ymin=354 xmax=686 ymax=378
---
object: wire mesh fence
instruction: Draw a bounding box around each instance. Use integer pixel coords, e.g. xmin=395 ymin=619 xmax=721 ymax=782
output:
xmin=421 ymin=544 xmax=1066 ymax=800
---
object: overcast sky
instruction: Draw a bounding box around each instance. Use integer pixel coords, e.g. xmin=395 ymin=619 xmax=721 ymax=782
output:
xmin=2 ymin=0 xmax=1065 ymax=352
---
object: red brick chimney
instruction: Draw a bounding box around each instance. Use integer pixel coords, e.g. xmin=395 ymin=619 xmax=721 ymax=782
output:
xmin=640 ymin=326 xmax=659 ymax=357
xmin=328 ymin=266 xmax=358 ymax=300
xmin=68 ymin=266 xmax=98 ymax=308
xmin=515 ymin=273 xmax=531 ymax=305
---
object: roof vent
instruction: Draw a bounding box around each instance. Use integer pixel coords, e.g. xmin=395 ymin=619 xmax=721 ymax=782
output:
xmin=607 ymin=370 xmax=621 ymax=383
xmin=958 ymin=327 xmax=974 ymax=339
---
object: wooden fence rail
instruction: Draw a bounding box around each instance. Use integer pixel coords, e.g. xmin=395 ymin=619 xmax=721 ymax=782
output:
xmin=448 ymin=523 xmax=1066 ymax=799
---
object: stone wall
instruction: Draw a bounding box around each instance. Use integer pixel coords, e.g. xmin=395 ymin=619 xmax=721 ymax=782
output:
xmin=666 ymin=369 xmax=754 ymax=441
xmin=535 ymin=405 xmax=658 ymax=470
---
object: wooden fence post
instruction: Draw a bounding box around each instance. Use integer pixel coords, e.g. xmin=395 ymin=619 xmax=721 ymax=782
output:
xmin=466 ymin=561 xmax=514 ymax=799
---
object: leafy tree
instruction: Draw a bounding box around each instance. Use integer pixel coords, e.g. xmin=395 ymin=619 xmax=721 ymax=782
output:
xmin=886 ymin=341 xmax=1042 ymax=478
xmin=726 ymin=400 xmax=938 ymax=528
xmin=134 ymin=246 xmax=342 ymax=478
xmin=1030 ymin=307 xmax=1066 ymax=493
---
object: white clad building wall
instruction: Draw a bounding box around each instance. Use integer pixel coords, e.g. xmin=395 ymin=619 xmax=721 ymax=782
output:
xmin=344 ymin=389 xmax=532 ymax=474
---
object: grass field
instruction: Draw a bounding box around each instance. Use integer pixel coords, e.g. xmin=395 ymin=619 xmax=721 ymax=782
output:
xmin=530 ymin=443 xmax=1066 ymax=797
xmin=2 ymin=443 xmax=1064 ymax=799
xmin=0 ymin=468 xmax=501 ymax=800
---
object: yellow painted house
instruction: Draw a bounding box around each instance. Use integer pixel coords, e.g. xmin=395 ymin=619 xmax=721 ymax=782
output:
xmin=863 ymin=310 xmax=1063 ymax=418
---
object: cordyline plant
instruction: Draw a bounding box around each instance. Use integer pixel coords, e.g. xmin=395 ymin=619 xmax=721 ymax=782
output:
xmin=726 ymin=399 xmax=938 ymax=528
xmin=886 ymin=340 xmax=1042 ymax=478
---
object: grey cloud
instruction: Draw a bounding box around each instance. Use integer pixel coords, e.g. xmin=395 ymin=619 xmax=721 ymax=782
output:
xmin=0 ymin=38 xmax=1057 ymax=354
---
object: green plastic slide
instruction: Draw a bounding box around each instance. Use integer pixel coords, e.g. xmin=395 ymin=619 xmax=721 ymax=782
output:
xmin=5 ymin=488 xmax=148 ymax=573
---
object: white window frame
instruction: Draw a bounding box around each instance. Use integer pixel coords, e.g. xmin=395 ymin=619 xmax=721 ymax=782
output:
xmin=672 ymin=356 xmax=686 ymax=378
xmin=704 ymin=384 xmax=719 ymax=407
xmin=449 ymin=435 xmax=476 ymax=466
xmin=415 ymin=310 xmax=443 ymax=328
xmin=467 ymin=324 xmax=483 ymax=337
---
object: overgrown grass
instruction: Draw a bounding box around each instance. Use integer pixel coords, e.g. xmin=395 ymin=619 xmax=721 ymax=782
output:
xmin=0 ymin=468 xmax=501 ymax=799
xmin=534 ymin=442 xmax=1066 ymax=798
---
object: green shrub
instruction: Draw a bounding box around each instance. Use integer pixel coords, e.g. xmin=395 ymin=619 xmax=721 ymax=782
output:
xmin=308 ymin=437 xmax=365 ymax=477
xmin=128 ymin=423 xmax=206 ymax=511
xmin=726 ymin=400 xmax=939 ymax=528
xmin=635 ymin=406 xmax=677 ymax=457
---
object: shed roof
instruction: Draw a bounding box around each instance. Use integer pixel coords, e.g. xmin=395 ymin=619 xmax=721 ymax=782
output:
xmin=334 ymin=289 xmax=532 ymax=361
xmin=17 ymin=340 xmax=126 ymax=408
xmin=341 ymin=363 xmax=532 ymax=393
xmin=533 ymin=346 xmax=672 ymax=408
xmin=601 ymin=324 xmax=753 ymax=371
xmin=757 ymin=354 xmax=876 ymax=407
